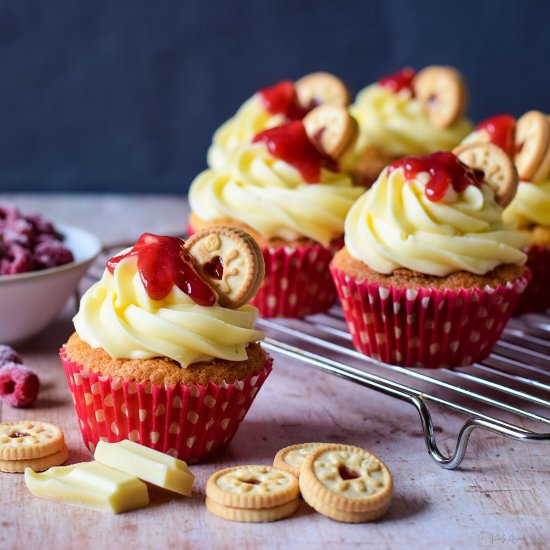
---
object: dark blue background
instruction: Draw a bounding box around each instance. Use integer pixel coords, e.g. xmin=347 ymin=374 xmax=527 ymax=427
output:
xmin=1 ymin=0 xmax=548 ymax=193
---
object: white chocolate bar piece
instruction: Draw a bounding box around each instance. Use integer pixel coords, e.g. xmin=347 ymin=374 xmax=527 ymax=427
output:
xmin=94 ymin=439 xmax=194 ymax=497
xmin=24 ymin=461 xmax=149 ymax=514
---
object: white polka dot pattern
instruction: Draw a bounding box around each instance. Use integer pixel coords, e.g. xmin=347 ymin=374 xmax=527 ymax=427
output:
xmin=169 ymin=422 xmax=180 ymax=435
xmin=250 ymin=242 xmax=338 ymax=318
xmin=60 ymin=347 xmax=273 ymax=463
xmin=330 ymin=265 xmax=531 ymax=369
xmin=187 ymin=411 xmax=199 ymax=424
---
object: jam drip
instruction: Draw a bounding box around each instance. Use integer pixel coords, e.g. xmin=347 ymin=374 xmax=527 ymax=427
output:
xmin=475 ymin=115 xmax=516 ymax=157
xmin=203 ymin=256 xmax=224 ymax=280
xmin=252 ymin=121 xmax=339 ymax=183
xmin=259 ymin=80 xmax=310 ymax=120
xmin=107 ymin=234 xmax=216 ymax=306
xmin=378 ymin=67 xmax=416 ymax=95
xmin=388 ymin=151 xmax=484 ymax=202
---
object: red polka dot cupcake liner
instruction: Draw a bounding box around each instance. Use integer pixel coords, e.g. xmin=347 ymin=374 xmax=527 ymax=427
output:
xmin=60 ymin=348 xmax=273 ymax=463
xmin=251 ymin=241 xmax=342 ymax=318
xmin=330 ymin=265 xmax=531 ymax=369
xmin=513 ymin=245 xmax=550 ymax=315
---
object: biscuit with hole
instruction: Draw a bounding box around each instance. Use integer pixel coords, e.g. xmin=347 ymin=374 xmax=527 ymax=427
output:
xmin=454 ymin=142 xmax=518 ymax=207
xmin=531 ymin=115 xmax=550 ymax=182
xmin=295 ymin=72 xmax=350 ymax=109
xmin=413 ymin=66 xmax=467 ymax=129
xmin=273 ymin=442 xmax=325 ymax=478
xmin=205 ymin=496 xmax=299 ymax=523
xmin=206 ymin=465 xmax=299 ymax=509
xmin=299 ymin=444 xmax=392 ymax=522
xmin=185 ymin=227 xmax=264 ymax=308
xmin=303 ymin=105 xmax=358 ymax=159
xmin=515 ymin=110 xmax=550 ymax=181
xmin=0 ymin=421 xmax=65 ymax=461
xmin=0 ymin=445 xmax=68 ymax=473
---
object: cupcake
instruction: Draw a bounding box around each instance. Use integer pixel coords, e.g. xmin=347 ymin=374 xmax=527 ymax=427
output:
xmin=331 ymin=146 xmax=530 ymax=368
xmin=345 ymin=66 xmax=472 ymax=187
xmin=60 ymin=228 xmax=272 ymax=463
xmin=208 ymin=72 xmax=350 ymax=171
xmin=458 ymin=111 xmax=550 ymax=313
xmin=190 ymin=104 xmax=363 ymax=318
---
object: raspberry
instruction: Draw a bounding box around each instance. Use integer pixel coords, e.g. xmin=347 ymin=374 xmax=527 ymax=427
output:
xmin=33 ymin=241 xmax=74 ymax=269
xmin=0 ymin=362 xmax=40 ymax=408
xmin=0 ymin=204 xmax=18 ymax=223
xmin=26 ymin=212 xmax=55 ymax=235
xmin=35 ymin=233 xmax=58 ymax=245
xmin=2 ymin=218 xmax=34 ymax=247
xmin=2 ymin=245 xmax=33 ymax=274
xmin=0 ymin=203 xmax=74 ymax=275
xmin=0 ymin=345 xmax=23 ymax=366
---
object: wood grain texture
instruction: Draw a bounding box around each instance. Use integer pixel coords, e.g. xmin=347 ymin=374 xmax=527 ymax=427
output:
xmin=0 ymin=195 xmax=549 ymax=550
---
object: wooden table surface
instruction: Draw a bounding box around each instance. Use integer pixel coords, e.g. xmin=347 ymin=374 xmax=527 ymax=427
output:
xmin=1 ymin=194 xmax=549 ymax=550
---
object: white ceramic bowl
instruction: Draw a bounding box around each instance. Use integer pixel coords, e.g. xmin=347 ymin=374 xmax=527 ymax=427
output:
xmin=0 ymin=223 xmax=102 ymax=344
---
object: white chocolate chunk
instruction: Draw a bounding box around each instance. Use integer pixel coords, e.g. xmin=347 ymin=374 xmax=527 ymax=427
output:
xmin=24 ymin=462 xmax=149 ymax=514
xmin=94 ymin=439 xmax=194 ymax=497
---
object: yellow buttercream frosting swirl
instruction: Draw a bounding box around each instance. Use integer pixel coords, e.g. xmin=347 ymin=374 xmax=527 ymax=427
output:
xmin=73 ymin=255 xmax=264 ymax=368
xmin=207 ymin=95 xmax=285 ymax=171
xmin=345 ymin=167 xmax=527 ymax=276
xmin=503 ymin=179 xmax=550 ymax=227
xmin=190 ymin=142 xmax=363 ymax=247
xmin=347 ymin=84 xmax=472 ymax=162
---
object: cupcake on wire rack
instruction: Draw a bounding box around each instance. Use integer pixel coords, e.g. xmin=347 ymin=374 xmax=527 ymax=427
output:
xmin=189 ymin=103 xmax=363 ymax=318
xmin=331 ymin=144 xmax=530 ymax=369
xmin=60 ymin=228 xmax=272 ymax=463
xmin=344 ymin=65 xmax=472 ymax=187
xmin=456 ymin=111 xmax=550 ymax=314
xmin=207 ymin=72 xmax=351 ymax=171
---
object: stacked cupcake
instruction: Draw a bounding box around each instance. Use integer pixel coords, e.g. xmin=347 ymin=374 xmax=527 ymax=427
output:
xmin=61 ymin=228 xmax=272 ymax=463
xmin=190 ymin=94 xmax=363 ymax=318
xmin=457 ymin=111 xmax=550 ymax=313
xmin=345 ymin=66 xmax=473 ymax=186
xmin=330 ymin=145 xmax=530 ymax=368
xmin=207 ymin=72 xmax=351 ymax=171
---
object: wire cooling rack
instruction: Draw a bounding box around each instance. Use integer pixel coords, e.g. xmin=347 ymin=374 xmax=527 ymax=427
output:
xmin=257 ymin=308 xmax=550 ymax=469
xmin=88 ymin=245 xmax=550 ymax=470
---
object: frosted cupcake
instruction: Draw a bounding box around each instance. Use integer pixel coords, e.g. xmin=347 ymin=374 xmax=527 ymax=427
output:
xmin=331 ymin=146 xmax=530 ymax=368
xmin=208 ymin=72 xmax=350 ymax=171
xmin=458 ymin=111 xmax=550 ymax=313
xmin=345 ymin=66 xmax=472 ymax=186
xmin=190 ymin=104 xmax=363 ymax=317
xmin=60 ymin=229 xmax=272 ymax=463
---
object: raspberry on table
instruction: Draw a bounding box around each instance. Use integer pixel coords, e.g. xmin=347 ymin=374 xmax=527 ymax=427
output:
xmin=0 ymin=362 xmax=40 ymax=408
xmin=0 ymin=345 xmax=23 ymax=367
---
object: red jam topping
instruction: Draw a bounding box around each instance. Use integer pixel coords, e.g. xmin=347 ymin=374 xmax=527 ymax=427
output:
xmin=388 ymin=151 xmax=484 ymax=202
xmin=107 ymin=234 xmax=216 ymax=306
xmin=378 ymin=67 xmax=416 ymax=95
xmin=475 ymin=114 xmax=516 ymax=157
xmin=203 ymin=256 xmax=224 ymax=280
xmin=259 ymin=80 xmax=309 ymax=120
xmin=252 ymin=121 xmax=338 ymax=183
